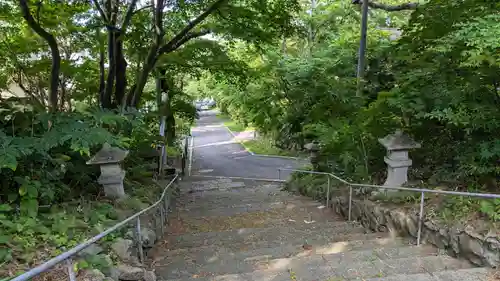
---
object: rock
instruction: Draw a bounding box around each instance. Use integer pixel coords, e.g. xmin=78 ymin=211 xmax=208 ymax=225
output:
xmin=143 ymin=271 xmax=156 ymax=281
xmin=78 ymin=269 xmax=106 ymax=281
xmin=116 ymin=264 xmax=145 ymax=280
xmin=111 ymin=238 xmax=134 ymax=261
xmin=78 ymin=244 xmax=104 ymax=258
xmin=332 ymin=195 xmax=500 ymax=268
xmin=106 ymin=267 xmax=120 ymax=281
xmin=125 ymin=227 xmax=157 ymax=248
xmin=484 ymin=237 xmax=500 ymax=267
xmin=140 ymin=227 xmax=156 ymax=248
xmin=459 ymin=233 xmax=484 ymax=266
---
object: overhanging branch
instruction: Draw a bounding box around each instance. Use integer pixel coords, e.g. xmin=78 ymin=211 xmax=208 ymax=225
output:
xmin=352 ymin=0 xmax=419 ymax=11
xmin=120 ymin=0 xmax=139 ymax=33
xmin=168 ymin=29 xmax=212 ymax=53
xmin=92 ymin=0 xmax=109 ymax=23
xmin=157 ymin=0 xmax=226 ymax=56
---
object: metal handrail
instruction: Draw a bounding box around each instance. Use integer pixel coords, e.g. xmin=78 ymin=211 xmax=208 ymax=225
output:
xmin=278 ymin=168 xmax=500 ymax=246
xmin=11 ymin=173 xmax=180 ymax=281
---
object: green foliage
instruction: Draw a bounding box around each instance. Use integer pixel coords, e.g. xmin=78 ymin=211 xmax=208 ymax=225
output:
xmin=195 ymin=0 xmax=500 ymax=226
xmin=479 ymin=199 xmax=500 ymax=222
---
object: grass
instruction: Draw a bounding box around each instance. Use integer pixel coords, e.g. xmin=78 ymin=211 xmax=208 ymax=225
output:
xmin=224 ymin=120 xmax=247 ymax=133
xmin=216 ymin=112 xmax=251 ymax=132
xmin=242 ymin=138 xmax=301 ymax=157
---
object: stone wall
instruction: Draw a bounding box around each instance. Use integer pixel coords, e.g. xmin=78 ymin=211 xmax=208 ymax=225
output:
xmin=333 ymin=196 xmax=500 ymax=268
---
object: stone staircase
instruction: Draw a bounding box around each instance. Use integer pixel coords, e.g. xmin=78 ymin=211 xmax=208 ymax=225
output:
xmin=149 ymin=178 xmax=492 ymax=281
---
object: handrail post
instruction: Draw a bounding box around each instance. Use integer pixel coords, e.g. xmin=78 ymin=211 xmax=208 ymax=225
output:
xmin=417 ymin=191 xmax=425 ymax=246
xmin=160 ymin=204 xmax=165 ymax=237
xmin=326 ymin=176 xmax=331 ymax=208
xmin=348 ymin=184 xmax=353 ymax=221
xmin=164 ymin=188 xmax=169 ymax=215
xmin=278 ymin=169 xmax=281 ymax=181
xmin=136 ymin=217 xmax=144 ymax=263
xmin=66 ymin=257 xmax=76 ymax=281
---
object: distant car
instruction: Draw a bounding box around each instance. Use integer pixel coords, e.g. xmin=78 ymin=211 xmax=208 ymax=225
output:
xmin=195 ymin=102 xmax=203 ymax=111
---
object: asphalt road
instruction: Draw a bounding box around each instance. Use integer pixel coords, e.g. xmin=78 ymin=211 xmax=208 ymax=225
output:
xmin=190 ymin=110 xmax=307 ymax=180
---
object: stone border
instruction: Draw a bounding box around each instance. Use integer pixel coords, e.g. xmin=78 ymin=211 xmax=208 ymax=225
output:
xmin=332 ymin=196 xmax=500 ymax=268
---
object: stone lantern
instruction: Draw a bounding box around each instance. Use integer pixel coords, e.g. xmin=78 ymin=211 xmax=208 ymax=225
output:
xmin=87 ymin=143 xmax=129 ymax=199
xmin=378 ymin=130 xmax=420 ymax=189
xmin=305 ymin=141 xmax=320 ymax=171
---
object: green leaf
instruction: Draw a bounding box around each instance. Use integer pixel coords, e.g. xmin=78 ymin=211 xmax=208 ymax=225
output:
xmin=0 ymin=234 xmax=12 ymax=244
xmin=0 ymin=204 xmax=12 ymax=212
xmin=0 ymin=248 xmax=12 ymax=262
xmin=20 ymin=199 xmax=38 ymax=218
xmin=27 ymin=184 xmax=38 ymax=198
xmin=19 ymin=185 xmax=27 ymax=196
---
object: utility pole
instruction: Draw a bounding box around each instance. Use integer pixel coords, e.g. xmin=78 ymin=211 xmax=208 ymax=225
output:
xmin=308 ymin=0 xmax=316 ymax=55
xmin=356 ymin=0 xmax=369 ymax=97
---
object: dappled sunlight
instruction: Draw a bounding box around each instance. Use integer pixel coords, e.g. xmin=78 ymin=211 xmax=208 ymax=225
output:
xmin=207 ymin=255 xmax=221 ymax=263
xmin=313 ymin=241 xmax=349 ymax=255
xmin=265 ymin=258 xmax=292 ymax=271
xmin=237 ymin=228 xmax=251 ymax=234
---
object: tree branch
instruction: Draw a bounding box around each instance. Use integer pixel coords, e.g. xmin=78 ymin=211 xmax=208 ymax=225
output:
xmin=133 ymin=4 xmax=152 ymax=16
xmin=19 ymin=0 xmax=61 ymax=112
xmin=120 ymin=0 xmax=139 ymax=33
xmin=92 ymin=0 xmax=109 ymax=23
xmin=167 ymin=29 xmax=212 ymax=53
xmin=157 ymin=0 xmax=226 ymax=56
xmin=352 ymin=0 xmax=419 ymax=11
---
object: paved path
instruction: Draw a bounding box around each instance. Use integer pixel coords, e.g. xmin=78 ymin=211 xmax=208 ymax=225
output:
xmin=190 ymin=110 xmax=306 ymax=180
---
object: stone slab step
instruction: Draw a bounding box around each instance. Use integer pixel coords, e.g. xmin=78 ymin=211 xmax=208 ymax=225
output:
xmin=155 ymin=244 xmax=438 ymax=279
xmin=178 ymin=179 xmax=282 ymax=194
xmin=161 ymin=255 xmax=474 ymax=281
xmin=155 ymin=235 xmax=410 ymax=265
xmin=165 ymin=221 xmax=367 ymax=250
xmin=176 ymin=199 xmax=326 ymax=218
xmin=159 ymin=232 xmax=406 ymax=258
xmin=175 ymin=203 xmax=336 ymax=226
xmin=365 ymin=267 xmax=492 ymax=281
xmin=176 ymin=190 xmax=307 ymax=207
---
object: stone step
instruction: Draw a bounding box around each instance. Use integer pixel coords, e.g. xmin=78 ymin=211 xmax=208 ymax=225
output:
xmin=160 ymin=232 xmax=407 ymax=258
xmin=165 ymin=221 xmax=367 ymax=250
xmin=161 ymin=255 xmax=474 ymax=281
xmin=178 ymin=179 xmax=282 ymax=194
xmin=175 ymin=202 xmax=334 ymax=223
xmin=176 ymin=198 xmax=326 ymax=217
xmin=176 ymin=189 xmax=305 ymax=207
xmin=365 ymin=267 xmax=492 ymax=281
xmin=155 ymin=244 xmax=437 ymax=280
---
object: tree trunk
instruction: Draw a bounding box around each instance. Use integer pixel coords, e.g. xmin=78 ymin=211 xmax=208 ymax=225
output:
xmin=19 ymin=0 xmax=61 ymax=112
xmin=103 ymin=29 xmax=116 ymax=109
xmin=128 ymin=0 xmax=227 ymax=108
xmin=98 ymin=29 xmax=106 ymax=108
xmin=114 ymin=38 xmax=127 ymax=108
